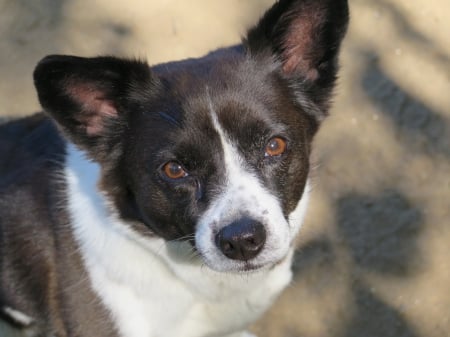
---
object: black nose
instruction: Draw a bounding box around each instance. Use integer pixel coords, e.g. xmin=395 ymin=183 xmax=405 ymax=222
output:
xmin=215 ymin=218 xmax=266 ymax=261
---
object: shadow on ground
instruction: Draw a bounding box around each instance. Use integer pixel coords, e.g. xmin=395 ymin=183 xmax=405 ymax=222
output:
xmin=362 ymin=60 xmax=450 ymax=157
xmin=270 ymin=190 xmax=426 ymax=337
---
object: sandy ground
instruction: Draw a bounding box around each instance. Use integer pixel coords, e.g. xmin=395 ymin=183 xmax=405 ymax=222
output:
xmin=0 ymin=0 xmax=449 ymax=336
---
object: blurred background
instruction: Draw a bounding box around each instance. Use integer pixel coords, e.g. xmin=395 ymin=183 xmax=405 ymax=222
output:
xmin=0 ymin=0 xmax=449 ymax=336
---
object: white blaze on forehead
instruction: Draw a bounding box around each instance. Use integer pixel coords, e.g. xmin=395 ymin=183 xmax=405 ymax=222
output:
xmin=205 ymin=93 xmax=273 ymax=222
xmin=207 ymin=99 xmax=243 ymax=179
xmin=194 ymin=93 xmax=296 ymax=271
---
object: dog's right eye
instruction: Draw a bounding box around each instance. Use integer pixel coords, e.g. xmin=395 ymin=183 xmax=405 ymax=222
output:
xmin=264 ymin=137 xmax=287 ymax=157
xmin=162 ymin=161 xmax=188 ymax=180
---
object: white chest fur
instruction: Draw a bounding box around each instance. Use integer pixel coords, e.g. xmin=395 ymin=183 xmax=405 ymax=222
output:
xmin=64 ymin=145 xmax=294 ymax=337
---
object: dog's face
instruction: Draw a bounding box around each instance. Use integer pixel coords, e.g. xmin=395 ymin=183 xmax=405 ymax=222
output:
xmin=34 ymin=0 xmax=348 ymax=272
xmin=122 ymin=55 xmax=316 ymax=272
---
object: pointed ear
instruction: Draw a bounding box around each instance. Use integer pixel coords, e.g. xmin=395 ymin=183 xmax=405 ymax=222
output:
xmin=245 ymin=0 xmax=349 ymax=111
xmin=33 ymin=55 xmax=160 ymax=159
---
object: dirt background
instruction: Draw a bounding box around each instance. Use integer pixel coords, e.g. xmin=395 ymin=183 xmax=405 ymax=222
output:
xmin=0 ymin=0 xmax=449 ymax=336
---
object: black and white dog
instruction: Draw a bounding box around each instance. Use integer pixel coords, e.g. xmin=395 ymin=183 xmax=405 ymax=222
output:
xmin=0 ymin=0 xmax=348 ymax=336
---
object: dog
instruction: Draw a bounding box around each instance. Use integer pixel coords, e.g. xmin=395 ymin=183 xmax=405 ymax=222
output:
xmin=0 ymin=0 xmax=348 ymax=336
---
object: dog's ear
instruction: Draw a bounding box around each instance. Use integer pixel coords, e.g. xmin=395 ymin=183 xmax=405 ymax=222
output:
xmin=245 ymin=0 xmax=349 ymax=115
xmin=33 ymin=55 xmax=160 ymax=160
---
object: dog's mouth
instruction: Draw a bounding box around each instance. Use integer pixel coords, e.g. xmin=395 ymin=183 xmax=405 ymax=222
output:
xmin=197 ymin=245 xmax=291 ymax=274
xmin=236 ymin=262 xmax=267 ymax=272
xmin=203 ymin=258 xmax=270 ymax=273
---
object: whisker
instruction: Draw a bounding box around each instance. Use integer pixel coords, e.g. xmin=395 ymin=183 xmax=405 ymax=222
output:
xmin=168 ymin=234 xmax=196 ymax=243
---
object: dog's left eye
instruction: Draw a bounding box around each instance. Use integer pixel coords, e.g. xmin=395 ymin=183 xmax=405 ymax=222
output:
xmin=162 ymin=161 xmax=188 ymax=180
xmin=264 ymin=137 xmax=287 ymax=157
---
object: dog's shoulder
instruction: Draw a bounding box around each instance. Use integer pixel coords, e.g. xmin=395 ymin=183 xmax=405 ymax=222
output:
xmin=0 ymin=114 xmax=65 ymax=333
xmin=0 ymin=116 xmax=118 ymax=336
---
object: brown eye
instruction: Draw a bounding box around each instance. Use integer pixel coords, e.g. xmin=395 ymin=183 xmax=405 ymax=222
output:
xmin=265 ymin=137 xmax=287 ymax=157
xmin=162 ymin=161 xmax=187 ymax=180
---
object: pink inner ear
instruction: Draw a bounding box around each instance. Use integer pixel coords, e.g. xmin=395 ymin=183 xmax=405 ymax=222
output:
xmin=85 ymin=100 xmax=117 ymax=136
xmin=281 ymin=7 xmax=325 ymax=81
xmin=67 ymin=84 xmax=118 ymax=136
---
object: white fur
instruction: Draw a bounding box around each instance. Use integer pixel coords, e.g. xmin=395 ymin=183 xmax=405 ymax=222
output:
xmin=65 ymin=143 xmax=309 ymax=337
xmin=1 ymin=306 xmax=34 ymax=326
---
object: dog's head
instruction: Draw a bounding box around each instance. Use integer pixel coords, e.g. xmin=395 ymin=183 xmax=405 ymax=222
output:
xmin=34 ymin=0 xmax=348 ymax=272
